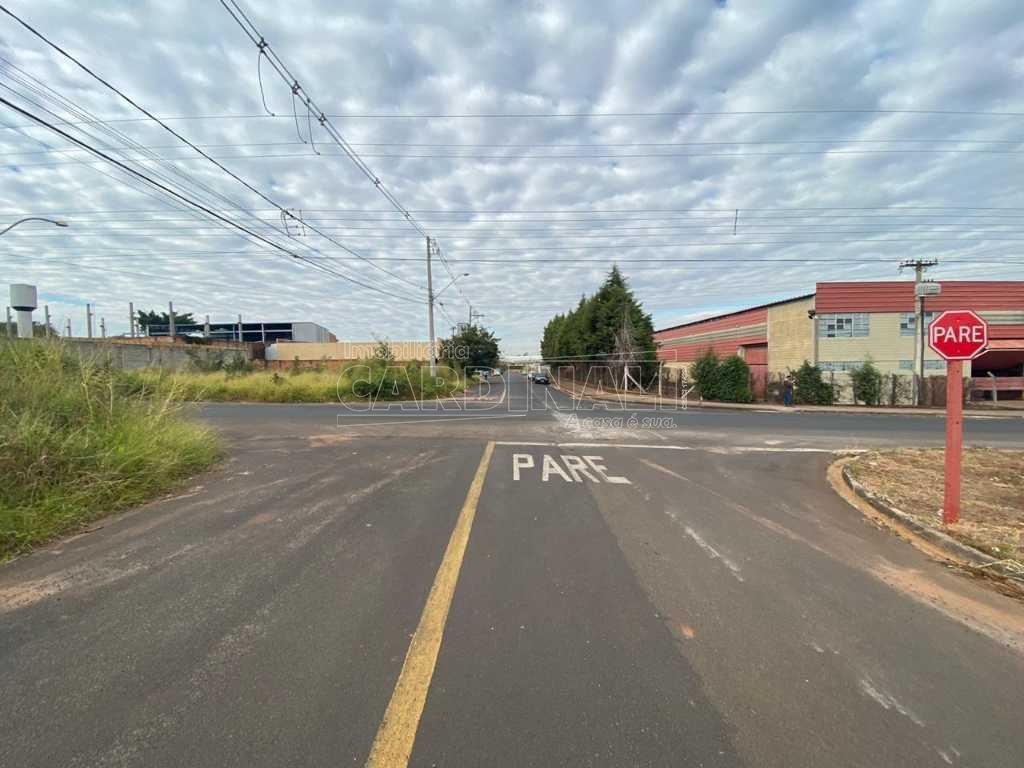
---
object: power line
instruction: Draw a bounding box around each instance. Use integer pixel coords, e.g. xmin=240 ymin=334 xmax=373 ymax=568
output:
xmin=13 ymin=227 xmax=1024 ymax=241
xmin=0 ymin=95 xmax=422 ymax=304
xmin=6 ymin=137 xmax=1024 ymax=157
xmin=20 ymin=230 xmax=1022 ymax=249
xmin=8 ymin=249 xmax=1024 ymax=266
xmin=217 ymin=0 xmax=426 ymax=235
xmin=13 ymin=147 xmax=1024 ymax=166
xmin=216 ymin=0 xmax=466 ymax=300
xmin=0 ymin=7 xmax=422 ymax=293
xmin=9 ymin=205 xmax=1024 ymax=216
xmin=2 ymin=107 xmax=1023 ymax=130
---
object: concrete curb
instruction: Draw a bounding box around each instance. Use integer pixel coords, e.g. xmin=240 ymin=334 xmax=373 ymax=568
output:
xmin=552 ymin=383 xmax=1024 ymax=419
xmin=840 ymin=463 xmax=1024 ymax=585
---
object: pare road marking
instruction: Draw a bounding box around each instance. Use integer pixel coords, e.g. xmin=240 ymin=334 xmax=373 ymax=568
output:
xmin=512 ymin=453 xmax=631 ymax=484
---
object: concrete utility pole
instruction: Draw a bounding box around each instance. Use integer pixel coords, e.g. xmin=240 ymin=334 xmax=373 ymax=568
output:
xmin=129 ymin=302 xmax=136 ymax=338
xmin=44 ymin=305 xmax=51 ymax=337
xmin=100 ymin=317 xmax=106 ymax=338
xmin=5 ymin=307 xmax=12 ymax=338
xmin=899 ymin=259 xmax=939 ymax=406
xmin=237 ymin=314 xmax=243 ymax=343
xmin=426 ymin=236 xmax=437 ymax=375
xmin=204 ymin=315 xmax=211 ymax=339
xmin=86 ymin=303 xmax=94 ymax=338
xmin=168 ymin=301 xmax=176 ymax=339
xmin=65 ymin=318 xmax=72 ymax=337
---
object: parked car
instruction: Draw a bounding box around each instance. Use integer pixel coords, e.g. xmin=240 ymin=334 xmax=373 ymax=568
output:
xmin=533 ymin=373 xmax=550 ymax=385
xmin=528 ymin=371 xmax=536 ymax=381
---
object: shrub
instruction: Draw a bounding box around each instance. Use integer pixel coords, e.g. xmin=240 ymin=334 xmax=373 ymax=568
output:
xmin=792 ymin=360 xmax=835 ymax=405
xmin=689 ymin=350 xmax=752 ymax=402
xmin=185 ymin=348 xmax=253 ymax=375
xmin=717 ymin=355 xmax=753 ymax=403
xmin=850 ymin=357 xmax=883 ymax=406
xmin=691 ymin=349 xmax=720 ymax=400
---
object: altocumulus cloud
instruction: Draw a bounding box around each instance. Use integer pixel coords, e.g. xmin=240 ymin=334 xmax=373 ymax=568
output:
xmin=0 ymin=0 xmax=1021 ymax=352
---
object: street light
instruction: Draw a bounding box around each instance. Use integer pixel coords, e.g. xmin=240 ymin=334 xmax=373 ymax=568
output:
xmin=0 ymin=217 xmax=68 ymax=236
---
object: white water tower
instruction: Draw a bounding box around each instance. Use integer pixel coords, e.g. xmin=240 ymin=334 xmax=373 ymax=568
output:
xmin=9 ymin=283 xmax=37 ymax=339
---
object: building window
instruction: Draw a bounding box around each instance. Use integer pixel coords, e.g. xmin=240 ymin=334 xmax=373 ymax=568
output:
xmin=899 ymin=311 xmax=937 ymax=336
xmin=819 ymin=361 xmax=862 ymax=372
xmin=818 ymin=313 xmax=870 ymax=338
xmin=899 ymin=359 xmax=945 ymax=371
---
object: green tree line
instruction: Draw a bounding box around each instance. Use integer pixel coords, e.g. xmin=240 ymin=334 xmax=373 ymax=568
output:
xmin=540 ymin=266 xmax=657 ymax=384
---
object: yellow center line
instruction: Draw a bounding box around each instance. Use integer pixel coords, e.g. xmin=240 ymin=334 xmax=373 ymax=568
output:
xmin=365 ymin=440 xmax=496 ymax=768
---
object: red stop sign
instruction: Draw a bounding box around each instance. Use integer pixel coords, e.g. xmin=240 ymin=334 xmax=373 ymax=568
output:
xmin=928 ymin=310 xmax=989 ymax=360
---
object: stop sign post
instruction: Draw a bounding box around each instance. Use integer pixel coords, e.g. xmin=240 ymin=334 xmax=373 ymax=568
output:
xmin=927 ymin=310 xmax=989 ymax=524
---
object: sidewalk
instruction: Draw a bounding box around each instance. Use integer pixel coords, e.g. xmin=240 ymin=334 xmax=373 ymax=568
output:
xmin=552 ymin=381 xmax=1024 ymax=418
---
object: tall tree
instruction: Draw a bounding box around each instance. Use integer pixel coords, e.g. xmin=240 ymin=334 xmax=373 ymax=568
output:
xmin=539 ymin=266 xmax=657 ymax=384
xmin=441 ymin=324 xmax=501 ymax=370
xmin=137 ymin=309 xmax=197 ymax=331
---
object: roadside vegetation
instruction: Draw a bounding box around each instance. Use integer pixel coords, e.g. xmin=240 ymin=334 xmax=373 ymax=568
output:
xmin=540 ymin=266 xmax=658 ymax=386
xmin=440 ymin=324 xmax=501 ymax=371
xmin=790 ymin=361 xmax=836 ymax=405
xmin=847 ymin=448 xmax=1024 ymax=561
xmin=691 ymin=349 xmax=753 ymax=403
xmin=0 ymin=339 xmax=221 ymax=559
xmin=849 ymin=357 xmax=884 ymax=406
xmin=122 ymin=353 xmax=463 ymax=404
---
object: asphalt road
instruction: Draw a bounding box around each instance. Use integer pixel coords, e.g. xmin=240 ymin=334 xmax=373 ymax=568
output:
xmin=2 ymin=373 xmax=1023 ymax=767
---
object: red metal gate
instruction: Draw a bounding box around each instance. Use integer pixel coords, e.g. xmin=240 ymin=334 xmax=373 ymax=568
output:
xmin=741 ymin=344 xmax=768 ymax=400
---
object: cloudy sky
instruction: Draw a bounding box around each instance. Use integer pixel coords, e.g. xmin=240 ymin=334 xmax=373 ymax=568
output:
xmin=1 ymin=0 xmax=1023 ymax=354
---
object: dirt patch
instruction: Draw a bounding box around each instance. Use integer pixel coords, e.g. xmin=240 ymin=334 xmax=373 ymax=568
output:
xmin=308 ymin=434 xmax=353 ymax=447
xmin=847 ymin=448 xmax=1023 ymax=561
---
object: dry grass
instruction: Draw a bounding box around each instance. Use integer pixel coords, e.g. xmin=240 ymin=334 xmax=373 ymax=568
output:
xmin=848 ymin=448 xmax=1024 ymax=560
xmin=0 ymin=339 xmax=221 ymax=558
xmin=119 ymin=363 xmax=463 ymax=404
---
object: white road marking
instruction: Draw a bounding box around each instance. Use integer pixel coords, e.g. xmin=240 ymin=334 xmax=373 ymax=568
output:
xmin=561 ymin=455 xmax=600 ymax=483
xmin=541 ymin=454 xmax=573 ymax=483
xmin=858 ymin=676 xmax=925 ymax=727
xmin=512 ymin=453 xmax=534 ymax=481
xmin=337 ymin=413 xmax=527 ymax=428
xmin=494 ymin=440 xmax=849 ymax=454
xmin=683 ymin=526 xmax=745 ymax=583
xmin=510 ymin=452 xmax=631 ymax=484
xmin=582 ymin=455 xmax=631 ymax=484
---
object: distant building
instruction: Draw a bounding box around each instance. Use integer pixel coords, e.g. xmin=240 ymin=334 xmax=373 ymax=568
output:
xmin=265 ymin=340 xmax=432 ymax=362
xmin=655 ymin=281 xmax=1024 ymax=402
xmin=147 ymin=320 xmax=335 ymax=343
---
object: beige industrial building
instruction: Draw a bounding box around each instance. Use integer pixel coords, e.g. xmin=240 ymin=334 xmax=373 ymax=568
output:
xmin=265 ymin=340 xmax=433 ymax=363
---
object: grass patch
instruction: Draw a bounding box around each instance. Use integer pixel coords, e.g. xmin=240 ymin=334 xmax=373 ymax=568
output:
xmin=0 ymin=339 xmax=221 ymax=559
xmin=848 ymin=448 xmax=1024 ymax=560
xmin=120 ymin=360 xmax=463 ymax=404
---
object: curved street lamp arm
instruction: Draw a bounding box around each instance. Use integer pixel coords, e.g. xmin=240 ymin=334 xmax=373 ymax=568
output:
xmin=0 ymin=217 xmax=68 ymax=236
